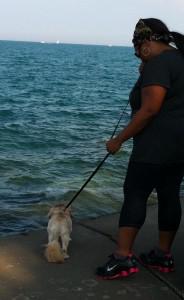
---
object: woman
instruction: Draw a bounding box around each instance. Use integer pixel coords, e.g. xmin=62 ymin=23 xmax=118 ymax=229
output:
xmin=96 ymin=18 xmax=184 ymax=279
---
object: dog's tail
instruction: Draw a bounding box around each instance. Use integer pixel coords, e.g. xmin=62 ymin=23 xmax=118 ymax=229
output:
xmin=44 ymin=241 xmax=65 ymax=263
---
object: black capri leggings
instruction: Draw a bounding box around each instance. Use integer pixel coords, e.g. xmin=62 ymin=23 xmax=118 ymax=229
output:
xmin=119 ymin=161 xmax=184 ymax=231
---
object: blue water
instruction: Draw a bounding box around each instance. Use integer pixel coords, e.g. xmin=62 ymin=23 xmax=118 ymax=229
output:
xmin=0 ymin=41 xmax=182 ymax=236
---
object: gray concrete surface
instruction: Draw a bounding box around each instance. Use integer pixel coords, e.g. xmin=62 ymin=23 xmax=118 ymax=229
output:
xmin=0 ymin=204 xmax=184 ymax=300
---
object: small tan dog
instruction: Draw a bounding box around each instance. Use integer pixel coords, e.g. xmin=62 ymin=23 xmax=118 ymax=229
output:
xmin=44 ymin=204 xmax=72 ymax=263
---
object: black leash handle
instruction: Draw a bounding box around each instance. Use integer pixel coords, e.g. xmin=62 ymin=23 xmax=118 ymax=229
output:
xmin=64 ymin=101 xmax=129 ymax=210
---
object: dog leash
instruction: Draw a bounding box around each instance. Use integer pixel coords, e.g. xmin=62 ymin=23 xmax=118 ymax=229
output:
xmin=64 ymin=100 xmax=129 ymax=210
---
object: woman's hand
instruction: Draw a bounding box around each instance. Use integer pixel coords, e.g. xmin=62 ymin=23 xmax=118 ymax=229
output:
xmin=106 ymin=137 xmax=122 ymax=154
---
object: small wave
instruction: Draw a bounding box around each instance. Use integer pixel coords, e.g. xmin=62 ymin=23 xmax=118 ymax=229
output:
xmin=7 ymin=175 xmax=52 ymax=186
xmin=0 ymin=109 xmax=14 ymax=118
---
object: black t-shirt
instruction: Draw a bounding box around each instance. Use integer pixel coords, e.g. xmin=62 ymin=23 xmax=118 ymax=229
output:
xmin=129 ymin=49 xmax=184 ymax=164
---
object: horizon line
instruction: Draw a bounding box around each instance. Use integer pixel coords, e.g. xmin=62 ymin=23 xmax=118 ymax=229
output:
xmin=0 ymin=38 xmax=132 ymax=48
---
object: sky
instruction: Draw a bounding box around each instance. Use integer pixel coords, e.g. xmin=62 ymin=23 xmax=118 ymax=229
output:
xmin=0 ymin=0 xmax=183 ymax=46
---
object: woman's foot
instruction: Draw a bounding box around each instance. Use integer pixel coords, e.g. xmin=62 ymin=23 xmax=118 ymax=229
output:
xmin=96 ymin=253 xmax=139 ymax=280
xmin=139 ymin=248 xmax=174 ymax=273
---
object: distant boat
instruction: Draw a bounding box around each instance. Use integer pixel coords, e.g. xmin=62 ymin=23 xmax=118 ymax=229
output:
xmin=41 ymin=41 xmax=45 ymax=44
xmin=56 ymin=40 xmax=60 ymax=44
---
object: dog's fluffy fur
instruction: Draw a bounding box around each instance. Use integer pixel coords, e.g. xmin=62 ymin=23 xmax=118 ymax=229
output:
xmin=44 ymin=204 xmax=72 ymax=263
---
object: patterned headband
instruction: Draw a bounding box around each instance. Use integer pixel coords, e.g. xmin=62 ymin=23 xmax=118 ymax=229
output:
xmin=132 ymin=19 xmax=174 ymax=47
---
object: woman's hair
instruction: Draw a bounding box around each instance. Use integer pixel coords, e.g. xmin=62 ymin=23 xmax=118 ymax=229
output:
xmin=142 ymin=18 xmax=184 ymax=55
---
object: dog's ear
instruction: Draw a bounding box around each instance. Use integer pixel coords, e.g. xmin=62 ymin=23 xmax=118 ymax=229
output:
xmin=65 ymin=206 xmax=71 ymax=215
xmin=47 ymin=207 xmax=54 ymax=218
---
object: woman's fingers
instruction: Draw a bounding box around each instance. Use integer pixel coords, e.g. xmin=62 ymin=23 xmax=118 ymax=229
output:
xmin=106 ymin=138 xmax=122 ymax=154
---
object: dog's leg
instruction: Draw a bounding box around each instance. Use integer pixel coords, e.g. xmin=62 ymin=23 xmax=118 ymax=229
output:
xmin=48 ymin=229 xmax=58 ymax=243
xmin=45 ymin=228 xmax=64 ymax=263
xmin=62 ymin=234 xmax=71 ymax=258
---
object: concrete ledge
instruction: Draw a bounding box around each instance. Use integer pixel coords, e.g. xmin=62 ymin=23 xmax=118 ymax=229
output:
xmin=0 ymin=204 xmax=184 ymax=300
